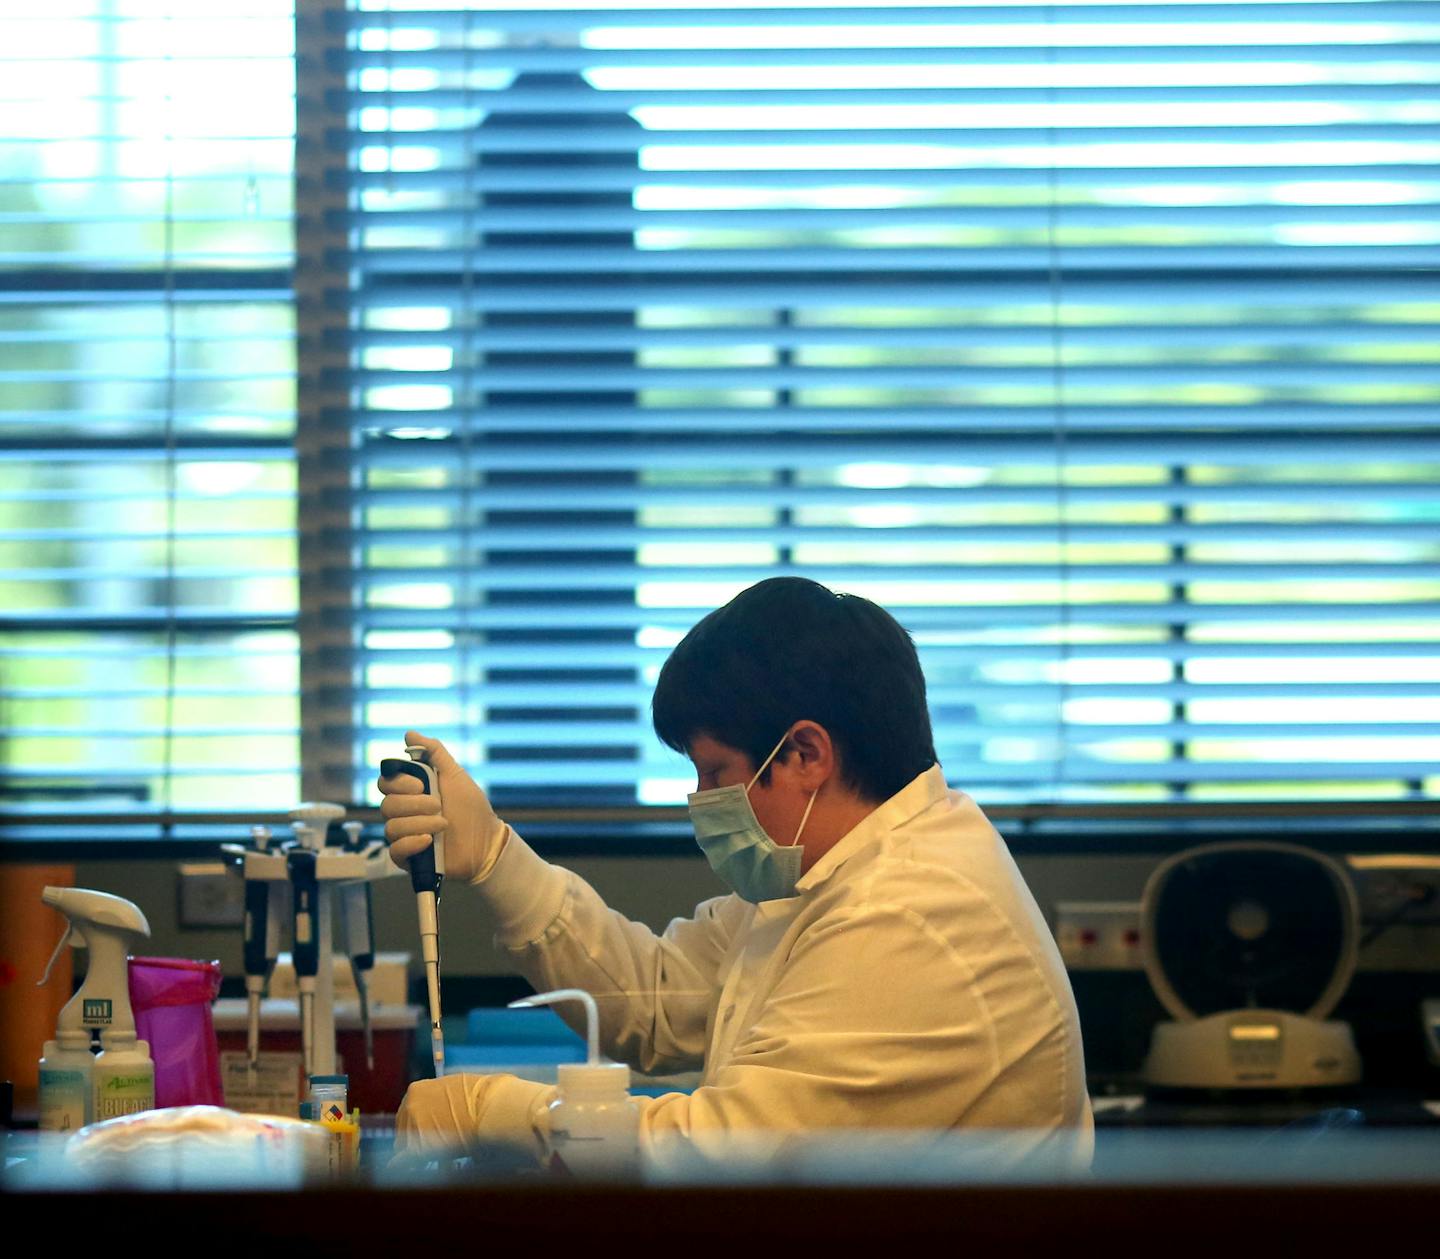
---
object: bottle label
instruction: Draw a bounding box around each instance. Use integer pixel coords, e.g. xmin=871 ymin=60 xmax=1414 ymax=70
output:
xmin=548 ymin=1111 xmax=639 ymax=1177
xmin=96 ymin=1094 xmax=151 ymax=1120
xmin=94 ymin=1068 xmax=155 ymax=1120
xmin=39 ymin=1070 xmax=88 ymax=1132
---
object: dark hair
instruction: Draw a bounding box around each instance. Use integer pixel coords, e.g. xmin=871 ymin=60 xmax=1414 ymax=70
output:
xmin=651 ymin=577 xmax=937 ymax=802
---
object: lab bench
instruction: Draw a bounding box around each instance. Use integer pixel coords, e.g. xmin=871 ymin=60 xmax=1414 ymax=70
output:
xmin=4 ymin=1159 xmax=1438 ymax=1253
xmin=7 ymin=1095 xmax=1440 ymax=1252
xmin=1092 ymin=1089 xmax=1440 ymax=1129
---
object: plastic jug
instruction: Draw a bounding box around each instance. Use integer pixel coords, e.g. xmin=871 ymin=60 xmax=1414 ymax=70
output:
xmin=128 ymin=957 xmax=224 ymax=1109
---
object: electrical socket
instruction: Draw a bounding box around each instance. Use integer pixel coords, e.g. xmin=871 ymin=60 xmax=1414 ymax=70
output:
xmin=178 ymin=860 xmax=246 ymax=928
xmin=1345 ymin=855 xmax=1440 ymax=926
xmin=1053 ymin=900 xmax=1144 ymax=970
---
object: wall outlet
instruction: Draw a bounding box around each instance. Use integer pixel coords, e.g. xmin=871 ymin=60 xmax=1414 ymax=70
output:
xmin=178 ymin=861 xmax=246 ymax=928
xmin=1053 ymin=900 xmax=1145 ymax=971
xmin=1345 ymin=855 xmax=1440 ymax=926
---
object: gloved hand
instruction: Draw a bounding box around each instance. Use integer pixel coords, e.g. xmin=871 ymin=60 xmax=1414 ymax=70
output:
xmin=391 ymin=1072 xmax=554 ymax=1165
xmin=379 ymin=729 xmax=510 ymax=885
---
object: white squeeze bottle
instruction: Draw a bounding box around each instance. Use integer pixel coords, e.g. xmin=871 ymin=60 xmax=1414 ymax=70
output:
xmin=509 ymin=988 xmax=639 ymax=1178
xmin=91 ymin=1028 xmax=155 ymax=1121
xmin=38 ymin=1028 xmax=94 ymax=1133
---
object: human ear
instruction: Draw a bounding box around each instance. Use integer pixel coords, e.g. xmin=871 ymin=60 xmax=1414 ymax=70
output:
xmin=783 ymin=721 xmax=834 ymax=786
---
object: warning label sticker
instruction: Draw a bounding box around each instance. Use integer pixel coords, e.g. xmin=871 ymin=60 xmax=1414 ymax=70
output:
xmin=220 ymin=1051 xmax=304 ymax=1115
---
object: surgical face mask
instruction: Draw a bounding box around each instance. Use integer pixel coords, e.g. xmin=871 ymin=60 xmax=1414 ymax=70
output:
xmin=687 ymin=730 xmax=820 ymax=904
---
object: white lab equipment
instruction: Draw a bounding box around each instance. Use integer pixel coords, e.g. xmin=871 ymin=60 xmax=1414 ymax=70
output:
xmin=509 ymin=988 xmax=639 ymax=1178
xmin=379 ymin=745 xmax=447 ymax=1078
xmin=37 ymin=886 xmax=156 ymax=1123
xmin=1141 ymin=841 xmax=1362 ymax=1090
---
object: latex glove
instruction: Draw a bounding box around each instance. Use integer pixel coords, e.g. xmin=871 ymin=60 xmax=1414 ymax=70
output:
xmin=379 ymin=729 xmax=510 ymax=885
xmin=391 ymin=1072 xmax=553 ymax=1165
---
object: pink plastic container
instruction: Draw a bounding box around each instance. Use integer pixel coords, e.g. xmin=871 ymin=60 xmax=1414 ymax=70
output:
xmin=128 ymin=956 xmax=225 ymax=1109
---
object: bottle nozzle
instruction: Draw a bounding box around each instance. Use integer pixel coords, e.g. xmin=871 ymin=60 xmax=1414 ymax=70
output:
xmin=509 ymin=988 xmax=601 ymax=1066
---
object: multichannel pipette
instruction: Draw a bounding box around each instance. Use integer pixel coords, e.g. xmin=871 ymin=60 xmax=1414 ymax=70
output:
xmin=380 ymin=744 xmax=447 ymax=1077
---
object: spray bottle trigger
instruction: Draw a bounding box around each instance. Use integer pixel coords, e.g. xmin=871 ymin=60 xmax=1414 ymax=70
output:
xmin=38 ymin=925 xmax=75 ymax=987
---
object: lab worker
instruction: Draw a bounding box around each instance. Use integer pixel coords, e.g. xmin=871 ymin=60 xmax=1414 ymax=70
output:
xmin=382 ymin=577 xmax=1094 ymax=1171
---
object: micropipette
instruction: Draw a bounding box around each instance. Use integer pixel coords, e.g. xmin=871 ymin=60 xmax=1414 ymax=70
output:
xmin=339 ymin=820 xmax=376 ymax=1072
xmin=286 ymin=841 xmax=320 ymax=1078
xmin=239 ymin=825 xmax=283 ymax=1071
xmin=380 ymin=745 xmax=447 ymax=1077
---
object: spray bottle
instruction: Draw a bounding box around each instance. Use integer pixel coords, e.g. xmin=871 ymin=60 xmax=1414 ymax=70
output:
xmin=509 ymin=988 xmax=639 ymax=1178
xmin=37 ymin=887 xmax=154 ymax=1125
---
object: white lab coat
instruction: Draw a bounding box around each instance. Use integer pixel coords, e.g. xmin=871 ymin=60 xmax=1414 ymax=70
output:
xmin=478 ymin=765 xmax=1094 ymax=1170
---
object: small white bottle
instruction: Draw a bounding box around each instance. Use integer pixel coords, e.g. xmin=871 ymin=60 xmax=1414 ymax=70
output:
xmin=39 ymin=1029 xmax=94 ymax=1133
xmin=509 ymin=988 xmax=640 ymax=1179
xmin=548 ymin=1059 xmax=640 ymax=1178
xmin=91 ymin=1029 xmax=155 ymax=1121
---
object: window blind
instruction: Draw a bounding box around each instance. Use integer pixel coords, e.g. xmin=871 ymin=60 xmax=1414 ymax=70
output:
xmin=0 ymin=1 xmax=299 ymax=824
xmin=304 ymin=0 xmax=1440 ymax=810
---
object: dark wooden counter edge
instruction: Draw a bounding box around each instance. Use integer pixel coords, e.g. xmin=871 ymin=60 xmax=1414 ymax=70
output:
xmin=5 ymin=1181 xmax=1436 ymax=1248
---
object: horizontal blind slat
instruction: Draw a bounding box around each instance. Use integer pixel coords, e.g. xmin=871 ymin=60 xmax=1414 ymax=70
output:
xmin=347 ymin=480 xmax=1440 ymax=509
xmin=338 ymin=641 xmax=1440 ymax=666
xmin=337 ymin=81 xmax=1440 ymax=110
xmin=349 ymin=682 xmax=1439 ymax=704
xmin=341 ymin=44 xmax=1440 ymax=71
xmin=346 ymin=603 xmax=1440 ymax=630
xmin=334 ymin=4 xmax=1440 ymax=32
xmin=352 ymin=434 xmax=1440 ymax=468
xmin=350 ymin=522 xmax=1440 ymax=547
xmin=348 ymin=561 xmax=1440 ymax=586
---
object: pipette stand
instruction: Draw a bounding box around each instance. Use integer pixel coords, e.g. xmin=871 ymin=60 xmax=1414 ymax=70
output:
xmin=227 ymin=803 xmax=400 ymax=1079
